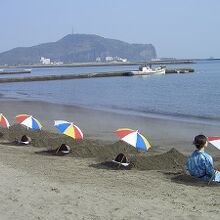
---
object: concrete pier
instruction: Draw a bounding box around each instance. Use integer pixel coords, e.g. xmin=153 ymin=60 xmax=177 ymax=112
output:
xmin=0 ymin=69 xmax=31 ymax=75
xmin=0 ymin=68 xmax=194 ymax=84
xmin=165 ymin=68 xmax=194 ymax=74
xmin=0 ymin=71 xmax=131 ymax=83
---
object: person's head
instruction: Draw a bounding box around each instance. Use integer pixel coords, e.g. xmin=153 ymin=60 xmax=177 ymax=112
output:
xmin=193 ymin=135 xmax=208 ymax=150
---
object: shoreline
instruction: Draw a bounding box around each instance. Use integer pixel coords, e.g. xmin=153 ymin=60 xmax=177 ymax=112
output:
xmin=2 ymin=94 xmax=220 ymax=127
xmin=1 ymin=98 xmax=220 ymax=156
xmin=0 ymin=59 xmax=194 ymax=69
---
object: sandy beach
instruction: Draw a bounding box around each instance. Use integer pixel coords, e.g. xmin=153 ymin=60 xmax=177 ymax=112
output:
xmin=0 ymin=99 xmax=220 ymax=219
xmin=1 ymin=99 xmax=220 ymax=154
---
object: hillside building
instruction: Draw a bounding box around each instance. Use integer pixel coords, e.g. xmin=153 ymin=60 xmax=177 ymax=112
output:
xmin=40 ymin=57 xmax=51 ymax=65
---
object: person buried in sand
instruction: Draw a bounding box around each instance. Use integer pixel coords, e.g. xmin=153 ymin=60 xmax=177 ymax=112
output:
xmin=186 ymin=134 xmax=220 ymax=183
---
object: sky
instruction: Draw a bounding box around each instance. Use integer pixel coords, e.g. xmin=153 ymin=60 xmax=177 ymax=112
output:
xmin=0 ymin=0 xmax=220 ymax=59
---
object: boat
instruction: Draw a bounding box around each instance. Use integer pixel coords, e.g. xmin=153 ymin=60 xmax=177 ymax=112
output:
xmin=129 ymin=65 xmax=166 ymax=76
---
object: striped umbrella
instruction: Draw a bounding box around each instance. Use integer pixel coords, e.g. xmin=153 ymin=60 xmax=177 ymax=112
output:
xmin=15 ymin=114 xmax=42 ymax=130
xmin=208 ymin=136 xmax=220 ymax=150
xmin=54 ymin=120 xmax=83 ymax=139
xmin=0 ymin=113 xmax=10 ymax=128
xmin=115 ymin=128 xmax=151 ymax=151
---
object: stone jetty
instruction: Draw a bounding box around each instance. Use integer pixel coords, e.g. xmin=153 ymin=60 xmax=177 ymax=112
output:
xmin=0 ymin=68 xmax=194 ymax=84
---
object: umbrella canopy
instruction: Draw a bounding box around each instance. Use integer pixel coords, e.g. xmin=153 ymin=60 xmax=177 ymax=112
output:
xmin=54 ymin=120 xmax=83 ymax=139
xmin=0 ymin=113 xmax=10 ymax=128
xmin=15 ymin=114 xmax=42 ymax=130
xmin=115 ymin=128 xmax=151 ymax=151
xmin=208 ymin=136 xmax=220 ymax=150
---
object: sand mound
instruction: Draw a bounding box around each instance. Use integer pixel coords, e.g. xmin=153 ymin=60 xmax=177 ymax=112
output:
xmin=0 ymin=125 xmax=137 ymax=159
xmin=132 ymin=148 xmax=187 ymax=170
xmin=96 ymin=148 xmax=187 ymax=171
xmin=1 ymin=125 xmax=187 ymax=171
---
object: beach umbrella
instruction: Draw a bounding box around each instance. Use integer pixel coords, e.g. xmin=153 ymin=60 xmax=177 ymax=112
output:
xmin=15 ymin=114 xmax=42 ymax=130
xmin=208 ymin=136 xmax=220 ymax=150
xmin=54 ymin=120 xmax=83 ymax=139
xmin=115 ymin=128 xmax=151 ymax=151
xmin=0 ymin=113 xmax=10 ymax=128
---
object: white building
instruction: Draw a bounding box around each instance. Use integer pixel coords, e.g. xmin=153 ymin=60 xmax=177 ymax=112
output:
xmin=40 ymin=57 xmax=51 ymax=65
xmin=116 ymin=57 xmax=127 ymax=62
xmin=105 ymin=56 xmax=114 ymax=62
xmin=106 ymin=56 xmax=128 ymax=63
xmin=96 ymin=57 xmax=101 ymax=62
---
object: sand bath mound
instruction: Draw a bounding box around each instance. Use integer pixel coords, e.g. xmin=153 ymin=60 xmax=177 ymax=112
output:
xmin=95 ymin=141 xmax=140 ymax=160
xmin=1 ymin=125 xmax=187 ymax=169
xmin=100 ymin=148 xmax=187 ymax=171
xmin=132 ymin=148 xmax=187 ymax=170
xmin=2 ymin=125 xmax=137 ymax=159
xmin=3 ymin=125 xmax=95 ymax=152
xmin=0 ymin=132 xmax=4 ymax=139
xmin=52 ymin=141 xmax=139 ymax=159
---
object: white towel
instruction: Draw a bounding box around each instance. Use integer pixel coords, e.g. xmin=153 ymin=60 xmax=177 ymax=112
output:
xmin=112 ymin=160 xmax=130 ymax=167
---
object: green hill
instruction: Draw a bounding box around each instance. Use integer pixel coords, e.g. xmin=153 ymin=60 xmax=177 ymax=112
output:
xmin=0 ymin=34 xmax=157 ymax=65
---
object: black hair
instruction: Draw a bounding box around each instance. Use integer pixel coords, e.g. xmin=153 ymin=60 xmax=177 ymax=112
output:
xmin=193 ymin=135 xmax=207 ymax=150
xmin=21 ymin=135 xmax=29 ymax=142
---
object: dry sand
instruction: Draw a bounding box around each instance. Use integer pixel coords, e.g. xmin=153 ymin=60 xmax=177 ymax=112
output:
xmin=0 ymin=99 xmax=220 ymax=219
xmin=0 ymin=142 xmax=219 ymax=220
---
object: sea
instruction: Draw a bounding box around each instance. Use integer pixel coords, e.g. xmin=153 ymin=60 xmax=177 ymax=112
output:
xmin=1 ymin=60 xmax=220 ymax=125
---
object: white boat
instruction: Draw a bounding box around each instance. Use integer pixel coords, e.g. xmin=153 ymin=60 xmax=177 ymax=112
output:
xmin=130 ymin=65 xmax=166 ymax=75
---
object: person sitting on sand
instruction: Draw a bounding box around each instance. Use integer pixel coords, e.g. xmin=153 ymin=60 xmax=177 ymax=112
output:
xmin=186 ymin=134 xmax=220 ymax=182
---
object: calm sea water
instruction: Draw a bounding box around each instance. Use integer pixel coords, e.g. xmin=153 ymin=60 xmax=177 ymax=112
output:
xmin=1 ymin=61 xmax=220 ymax=124
xmin=0 ymin=65 xmax=137 ymax=78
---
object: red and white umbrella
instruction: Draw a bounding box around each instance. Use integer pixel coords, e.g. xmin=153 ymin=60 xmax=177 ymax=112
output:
xmin=15 ymin=114 xmax=42 ymax=130
xmin=115 ymin=128 xmax=151 ymax=151
xmin=0 ymin=113 xmax=10 ymax=128
xmin=208 ymin=136 xmax=220 ymax=150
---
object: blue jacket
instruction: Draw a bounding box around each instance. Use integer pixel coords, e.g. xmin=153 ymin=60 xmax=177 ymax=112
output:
xmin=186 ymin=150 xmax=220 ymax=182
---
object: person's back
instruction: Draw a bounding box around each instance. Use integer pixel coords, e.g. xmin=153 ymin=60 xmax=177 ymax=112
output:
xmin=186 ymin=134 xmax=220 ymax=182
xmin=186 ymin=149 xmax=214 ymax=181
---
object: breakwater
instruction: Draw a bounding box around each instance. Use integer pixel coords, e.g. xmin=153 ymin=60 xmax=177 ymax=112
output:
xmin=165 ymin=68 xmax=194 ymax=74
xmin=0 ymin=71 xmax=132 ymax=83
xmin=0 ymin=68 xmax=194 ymax=84
xmin=0 ymin=69 xmax=31 ymax=75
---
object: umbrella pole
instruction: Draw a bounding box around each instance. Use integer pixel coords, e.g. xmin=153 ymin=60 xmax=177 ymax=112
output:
xmin=208 ymin=171 xmax=217 ymax=185
xmin=55 ymin=145 xmax=62 ymax=154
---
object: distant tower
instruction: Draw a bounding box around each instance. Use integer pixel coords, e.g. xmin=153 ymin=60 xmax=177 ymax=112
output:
xmin=71 ymin=27 xmax=74 ymax=35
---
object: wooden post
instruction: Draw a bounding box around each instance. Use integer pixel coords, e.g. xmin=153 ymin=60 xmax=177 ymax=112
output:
xmin=208 ymin=171 xmax=216 ymax=185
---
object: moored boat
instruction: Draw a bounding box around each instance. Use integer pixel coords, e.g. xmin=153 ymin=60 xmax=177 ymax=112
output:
xmin=130 ymin=65 xmax=166 ymax=75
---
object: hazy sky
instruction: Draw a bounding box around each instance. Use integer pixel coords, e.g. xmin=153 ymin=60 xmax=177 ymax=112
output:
xmin=0 ymin=0 xmax=219 ymax=58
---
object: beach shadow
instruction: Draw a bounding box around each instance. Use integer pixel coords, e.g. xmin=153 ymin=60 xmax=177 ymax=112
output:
xmin=35 ymin=149 xmax=70 ymax=157
xmin=163 ymin=171 xmax=220 ymax=187
xmin=0 ymin=140 xmax=31 ymax=147
xmin=0 ymin=132 xmax=4 ymax=138
xmin=89 ymin=161 xmax=134 ymax=170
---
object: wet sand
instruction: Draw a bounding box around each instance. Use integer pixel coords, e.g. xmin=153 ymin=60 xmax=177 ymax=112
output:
xmin=0 ymin=99 xmax=220 ymax=219
xmin=1 ymin=99 xmax=220 ymax=155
